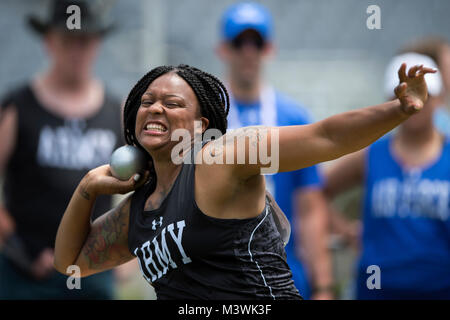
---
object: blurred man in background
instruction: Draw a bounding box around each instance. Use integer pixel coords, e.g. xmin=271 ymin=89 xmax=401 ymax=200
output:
xmin=216 ymin=2 xmax=334 ymax=299
xmin=0 ymin=0 xmax=122 ymax=299
xmin=324 ymin=52 xmax=450 ymax=299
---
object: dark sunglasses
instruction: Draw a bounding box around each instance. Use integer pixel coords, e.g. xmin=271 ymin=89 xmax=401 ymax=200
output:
xmin=230 ymin=35 xmax=266 ymax=50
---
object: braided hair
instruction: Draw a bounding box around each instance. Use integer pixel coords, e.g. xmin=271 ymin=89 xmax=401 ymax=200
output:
xmin=123 ymin=64 xmax=230 ymax=189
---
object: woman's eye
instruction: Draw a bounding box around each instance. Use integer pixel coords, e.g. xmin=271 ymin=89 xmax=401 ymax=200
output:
xmin=141 ymin=101 xmax=153 ymax=106
xmin=166 ymin=102 xmax=179 ymax=107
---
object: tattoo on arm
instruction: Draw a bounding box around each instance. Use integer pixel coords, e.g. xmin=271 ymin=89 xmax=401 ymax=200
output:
xmin=208 ymin=126 xmax=269 ymax=158
xmin=79 ymin=187 xmax=91 ymax=200
xmin=82 ymin=201 xmax=130 ymax=269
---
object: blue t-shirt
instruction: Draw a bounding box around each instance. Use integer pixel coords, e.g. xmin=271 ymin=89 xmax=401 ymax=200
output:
xmin=234 ymin=92 xmax=323 ymax=299
xmin=357 ymin=136 xmax=450 ymax=299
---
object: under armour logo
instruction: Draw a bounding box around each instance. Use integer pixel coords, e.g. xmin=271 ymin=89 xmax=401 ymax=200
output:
xmin=152 ymin=217 xmax=163 ymax=230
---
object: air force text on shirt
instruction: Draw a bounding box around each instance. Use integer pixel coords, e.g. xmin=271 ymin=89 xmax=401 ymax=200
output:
xmin=133 ymin=220 xmax=191 ymax=283
xmin=371 ymin=176 xmax=449 ymax=220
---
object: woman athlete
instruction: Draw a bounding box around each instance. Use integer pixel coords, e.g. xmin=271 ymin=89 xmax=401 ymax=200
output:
xmin=54 ymin=63 xmax=435 ymax=299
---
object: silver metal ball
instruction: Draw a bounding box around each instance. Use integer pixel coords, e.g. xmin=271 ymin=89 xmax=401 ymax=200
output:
xmin=109 ymin=145 xmax=148 ymax=181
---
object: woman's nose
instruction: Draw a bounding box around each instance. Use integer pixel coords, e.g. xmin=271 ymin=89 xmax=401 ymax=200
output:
xmin=148 ymin=101 xmax=164 ymax=114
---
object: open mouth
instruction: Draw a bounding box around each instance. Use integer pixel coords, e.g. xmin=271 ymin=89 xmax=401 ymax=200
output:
xmin=144 ymin=122 xmax=168 ymax=134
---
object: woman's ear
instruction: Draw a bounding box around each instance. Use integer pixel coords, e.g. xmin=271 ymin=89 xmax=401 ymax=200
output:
xmin=201 ymin=117 xmax=209 ymax=133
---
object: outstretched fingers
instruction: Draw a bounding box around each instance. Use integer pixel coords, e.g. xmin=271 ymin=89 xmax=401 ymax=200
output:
xmin=398 ymin=63 xmax=436 ymax=82
xmin=419 ymin=67 xmax=437 ymax=76
xmin=398 ymin=63 xmax=408 ymax=82
xmin=407 ymin=65 xmax=422 ymax=78
xmin=404 ymin=64 xmax=437 ymax=79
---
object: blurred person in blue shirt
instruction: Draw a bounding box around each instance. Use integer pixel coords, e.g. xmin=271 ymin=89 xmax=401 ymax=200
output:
xmin=216 ymin=2 xmax=334 ymax=299
xmin=324 ymin=52 xmax=450 ymax=299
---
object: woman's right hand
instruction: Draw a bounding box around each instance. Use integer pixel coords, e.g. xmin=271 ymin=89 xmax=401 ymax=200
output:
xmin=81 ymin=164 xmax=150 ymax=198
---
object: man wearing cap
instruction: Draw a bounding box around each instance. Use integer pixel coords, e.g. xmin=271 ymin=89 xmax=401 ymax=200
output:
xmin=323 ymin=53 xmax=450 ymax=299
xmin=0 ymin=0 xmax=122 ymax=299
xmin=216 ymin=2 xmax=334 ymax=299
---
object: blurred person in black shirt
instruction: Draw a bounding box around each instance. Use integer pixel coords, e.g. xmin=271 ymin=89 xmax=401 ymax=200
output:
xmin=0 ymin=0 xmax=122 ymax=299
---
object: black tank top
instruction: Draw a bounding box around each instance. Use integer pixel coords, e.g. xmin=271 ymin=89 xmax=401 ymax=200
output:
xmin=1 ymin=84 xmax=122 ymax=259
xmin=128 ymin=159 xmax=302 ymax=300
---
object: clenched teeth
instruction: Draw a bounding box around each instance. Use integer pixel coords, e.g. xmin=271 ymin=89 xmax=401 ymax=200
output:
xmin=146 ymin=123 xmax=167 ymax=132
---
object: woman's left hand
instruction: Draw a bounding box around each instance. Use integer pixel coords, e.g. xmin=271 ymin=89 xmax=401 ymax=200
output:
xmin=395 ymin=63 xmax=437 ymax=115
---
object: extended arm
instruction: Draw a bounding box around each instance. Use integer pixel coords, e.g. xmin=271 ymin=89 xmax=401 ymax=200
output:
xmin=203 ymin=64 xmax=435 ymax=179
xmin=276 ymin=98 xmax=406 ymax=171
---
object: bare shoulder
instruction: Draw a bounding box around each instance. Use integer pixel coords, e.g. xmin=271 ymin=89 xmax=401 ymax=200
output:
xmin=194 ymin=129 xmax=267 ymax=219
xmin=194 ymin=138 xmax=236 ymax=202
xmin=196 ymin=126 xmax=272 ymax=175
xmin=194 ymin=125 xmax=273 ymax=196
